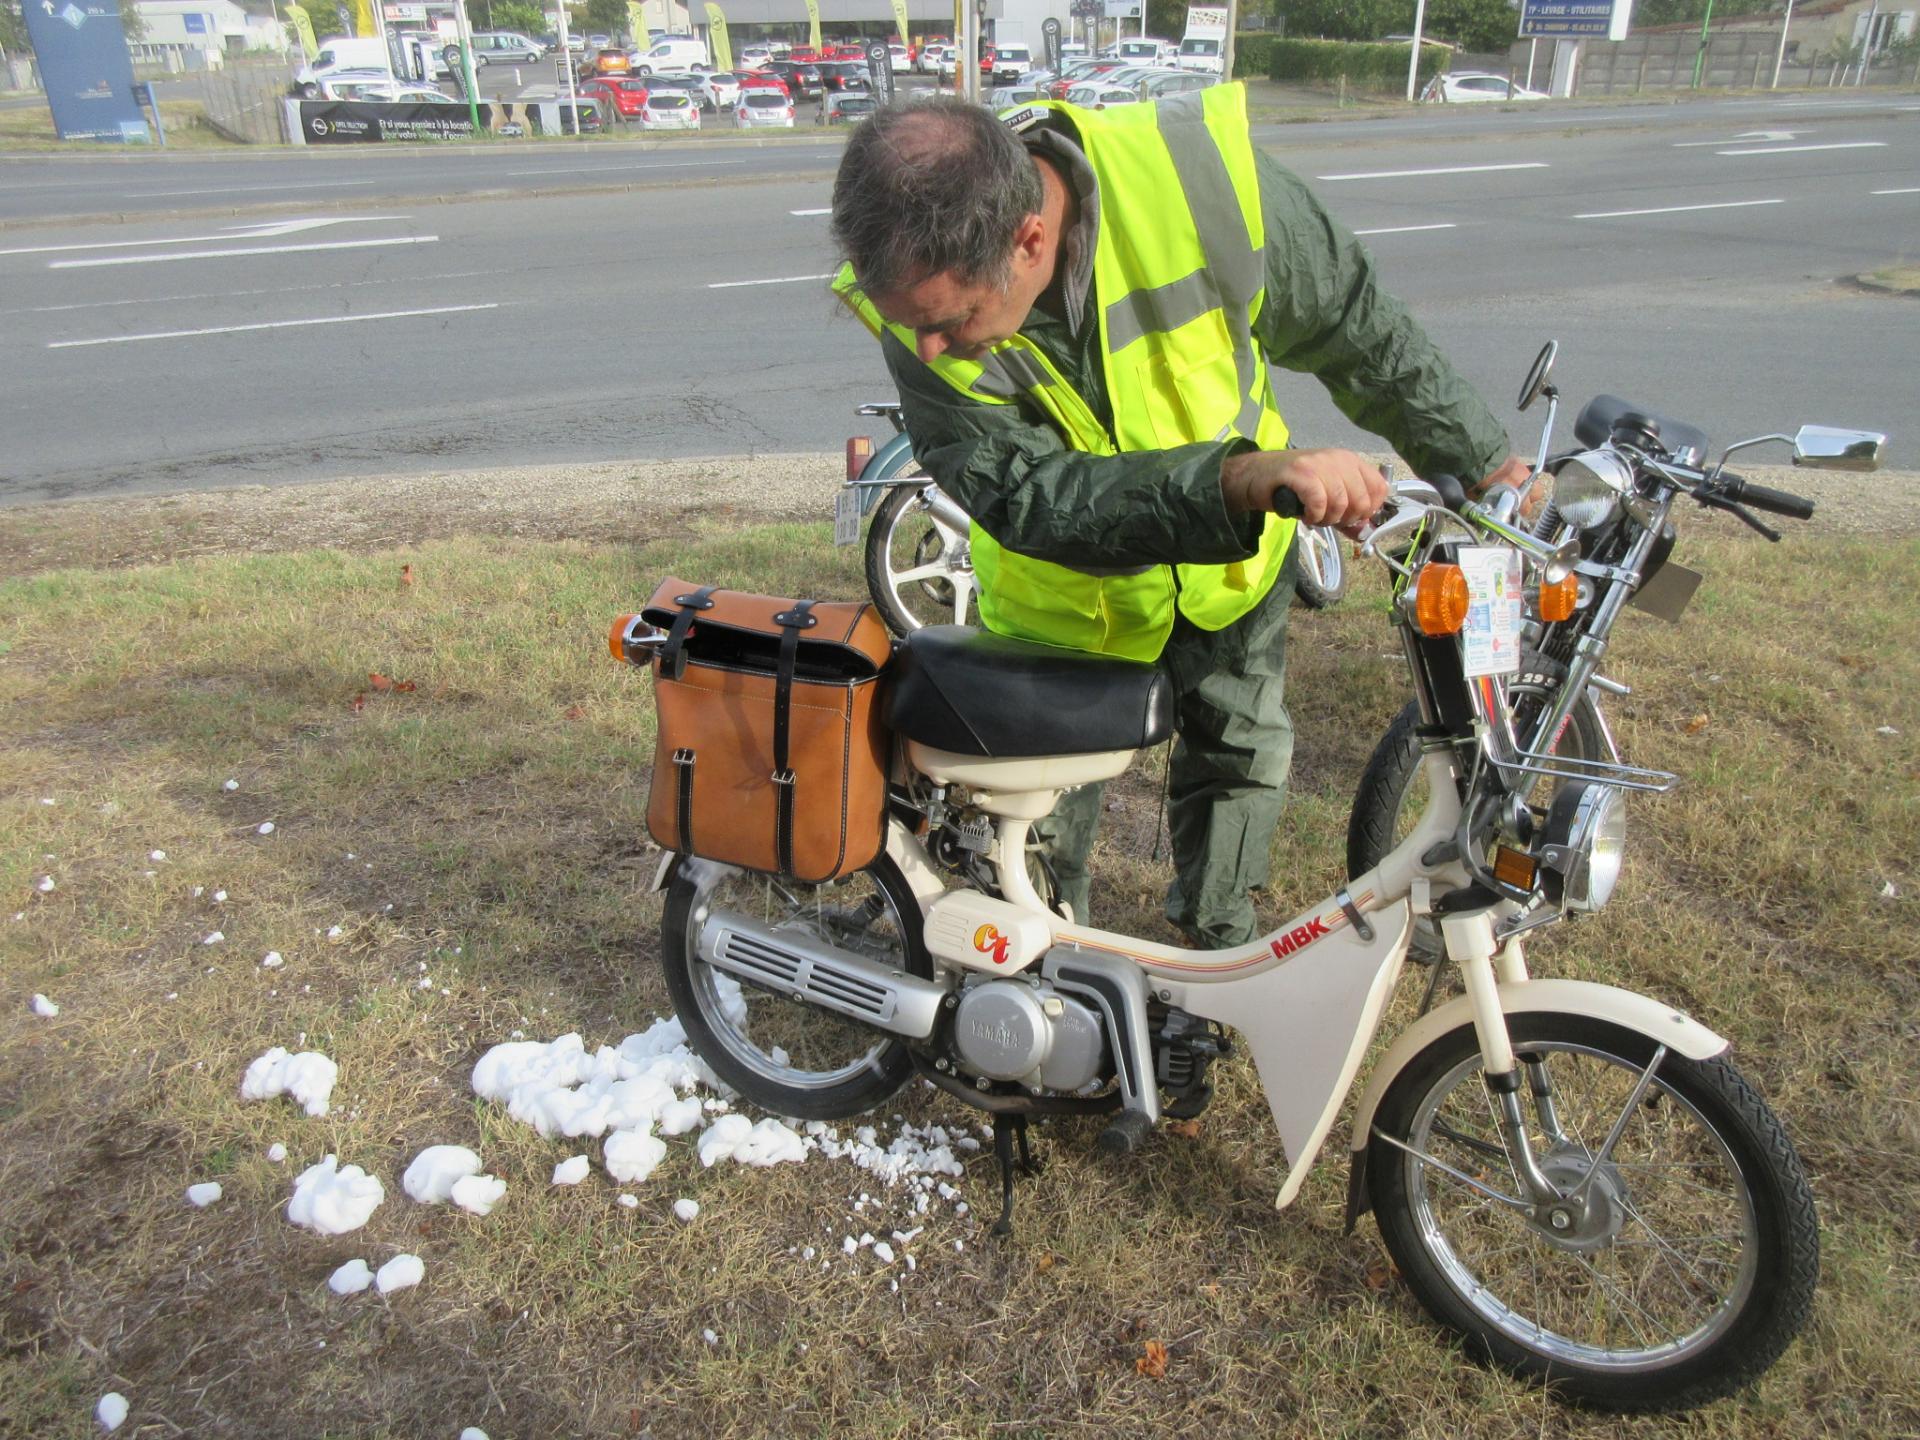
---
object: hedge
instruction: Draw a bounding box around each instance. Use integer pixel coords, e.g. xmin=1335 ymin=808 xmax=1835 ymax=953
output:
xmin=1267 ymin=38 xmax=1450 ymax=91
xmin=1232 ymin=33 xmax=1273 ymax=78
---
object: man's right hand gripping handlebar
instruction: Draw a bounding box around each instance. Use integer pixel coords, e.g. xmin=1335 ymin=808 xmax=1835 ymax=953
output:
xmin=1221 ymin=448 xmax=1390 ymax=539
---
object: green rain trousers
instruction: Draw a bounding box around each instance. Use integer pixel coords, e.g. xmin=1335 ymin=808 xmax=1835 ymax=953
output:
xmin=1034 ymin=550 xmax=1297 ymax=947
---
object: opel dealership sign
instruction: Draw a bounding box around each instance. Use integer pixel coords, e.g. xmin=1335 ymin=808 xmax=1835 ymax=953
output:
xmin=22 ymin=0 xmax=151 ymax=143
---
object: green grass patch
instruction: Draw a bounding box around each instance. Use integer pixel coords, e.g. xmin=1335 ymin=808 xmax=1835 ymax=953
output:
xmin=0 ymin=99 xmax=232 ymax=152
xmin=0 ymin=517 xmax=1915 ymax=1437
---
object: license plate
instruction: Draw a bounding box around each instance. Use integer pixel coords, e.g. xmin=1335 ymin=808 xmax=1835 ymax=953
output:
xmin=1458 ymin=546 xmax=1523 ymax=678
xmin=833 ymin=486 xmax=861 ymax=547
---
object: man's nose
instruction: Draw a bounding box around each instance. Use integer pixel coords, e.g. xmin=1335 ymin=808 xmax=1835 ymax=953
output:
xmin=914 ymin=332 xmax=949 ymax=363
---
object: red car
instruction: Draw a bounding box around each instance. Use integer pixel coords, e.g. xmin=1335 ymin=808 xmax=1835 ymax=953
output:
xmin=788 ymin=46 xmax=821 ymax=64
xmin=579 ymin=76 xmax=648 ymax=121
xmin=826 ymin=43 xmax=866 ymax=60
xmin=737 ymin=68 xmax=791 ymax=98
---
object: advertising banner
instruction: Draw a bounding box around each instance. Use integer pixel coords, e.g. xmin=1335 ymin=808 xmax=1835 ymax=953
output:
xmin=349 ymin=0 xmax=376 ymax=37
xmin=704 ymin=3 xmax=731 ymax=69
xmin=22 ymin=0 xmax=149 ymax=143
xmin=890 ymin=0 xmax=908 ymax=48
xmin=1519 ymin=0 xmax=1633 ymax=40
xmin=284 ymin=2 xmax=320 ymax=58
xmin=804 ymin=0 xmax=821 ymax=53
xmin=297 ymin=98 xmax=490 ymax=141
xmin=627 ymin=1 xmax=646 ymax=44
xmin=1041 ymin=15 xmax=1060 ymax=70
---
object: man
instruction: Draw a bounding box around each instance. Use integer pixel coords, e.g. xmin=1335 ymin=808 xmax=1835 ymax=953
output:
xmin=829 ymin=89 xmax=1524 ymax=947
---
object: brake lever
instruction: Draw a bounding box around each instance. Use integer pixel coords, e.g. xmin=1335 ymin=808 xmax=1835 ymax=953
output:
xmin=1695 ymin=490 xmax=1782 ymax=543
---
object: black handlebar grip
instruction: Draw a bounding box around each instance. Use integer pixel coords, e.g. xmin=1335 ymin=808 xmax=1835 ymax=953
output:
xmin=1726 ymin=479 xmax=1816 ymax=520
xmin=1427 ymin=474 xmax=1470 ymax=512
xmin=1266 ymin=487 xmax=1304 ymax=519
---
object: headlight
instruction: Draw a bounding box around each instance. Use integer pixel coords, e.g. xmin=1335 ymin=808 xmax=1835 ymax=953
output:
xmin=1539 ymin=782 xmax=1627 ymax=911
xmin=1553 ymin=449 xmax=1633 ymax=531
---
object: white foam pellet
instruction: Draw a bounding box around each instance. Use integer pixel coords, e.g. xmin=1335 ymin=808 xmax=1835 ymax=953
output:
xmin=458 ymin=1429 xmax=490 ymax=1440
xmin=326 ymin=925 xmax=344 ymax=940
xmin=673 ymin=1198 xmax=699 ymax=1223
xmin=551 ymin=1154 xmax=591 ymax=1186
xmin=31 ymin=994 xmax=59 ymax=1018
xmin=223 ymin=779 xmax=239 ymax=791
xmin=873 ymin=1242 xmax=895 ymax=1264
xmin=374 ymin=1253 xmax=423 ymax=1295
xmin=449 ymin=1174 xmax=506 ymax=1217
xmin=402 ymin=1146 xmax=482 ymax=1204
xmin=149 ymin=851 xmax=166 ymax=862
xmin=213 ymin=890 xmax=227 ymax=903
xmin=702 ymin=1327 xmax=718 ymax=1345
xmin=260 ymin=952 xmax=284 ymax=969
xmin=96 ymin=1392 xmax=128 ymax=1432
xmin=267 ymin=1143 xmax=288 ymax=1163
xmin=202 ymin=932 xmax=224 ymax=946
xmin=604 ymin=1128 xmax=667 ymax=1184
xmin=186 ymin=1182 xmax=223 ymax=1208
xmin=241 ymin=1047 xmax=337 ymax=1117
xmin=617 ymin=1193 xmax=640 ymax=1209
xmin=288 ymin=1155 xmax=384 ymax=1235
xmin=36 ymin=876 xmax=55 ymax=893
xmin=328 ymin=1258 xmax=373 ymax=1295
xmin=257 ymin=822 xmax=275 ymax=835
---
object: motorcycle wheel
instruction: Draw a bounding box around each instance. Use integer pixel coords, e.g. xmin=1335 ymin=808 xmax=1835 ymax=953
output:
xmin=658 ymin=852 xmax=932 ymax=1121
xmin=1291 ymin=525 xmax=1349 ymax=610
xmin=1346 ymin=652 xmax=1605 ymax=963
xmin=864 ymin=479 xmax=976 ymax=637
xmin=1367 ymin=1012 xmax=1818 ymax=1411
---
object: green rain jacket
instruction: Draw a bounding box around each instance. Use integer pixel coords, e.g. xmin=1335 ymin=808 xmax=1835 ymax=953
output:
xmin=867 ymin=110 xmax=1511 ymax=583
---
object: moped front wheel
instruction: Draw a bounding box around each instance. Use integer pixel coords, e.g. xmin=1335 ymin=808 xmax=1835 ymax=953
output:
xmin=1290 ymin=524 xmax=1348 ymax=609
xmin=658 ymin=853 xmax=932 ymax=1120
xmin=1367 ymin=1013 xmax=1818 ymax=1411
xmin=864 ymin=479 xmax=976 ymax=636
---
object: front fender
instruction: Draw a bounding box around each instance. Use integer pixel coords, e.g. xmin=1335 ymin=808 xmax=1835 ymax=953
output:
xmin=1348 ymin=977 xmax=1729 ymax=1152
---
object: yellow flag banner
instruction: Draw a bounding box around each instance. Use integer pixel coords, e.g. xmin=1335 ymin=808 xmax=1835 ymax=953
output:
xmin=284 ymin=2 xmax=319 ymax=58
xmin=953 ymin=0 xmax=963 ymax=75
xmin=627 ymin=1 xmax=646 ymax=44
xmin=805 ymin=0 xmax=821 ymax=53
xmin=704 ymin=3 xmax=731 ymax=69
xmin=891 ymin=0 xmax=908 ymax=48
xmin=349 ymin=0 xmax=376 ymax=39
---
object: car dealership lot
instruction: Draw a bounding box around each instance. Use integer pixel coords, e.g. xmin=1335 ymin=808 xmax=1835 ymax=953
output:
xmin=0 ymin=94 xmax=1912 ymax=503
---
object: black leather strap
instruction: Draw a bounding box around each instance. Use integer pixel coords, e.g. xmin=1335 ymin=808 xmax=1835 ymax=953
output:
xmin=659 ymin=585 xmax=715 ymax=682
xmin=771 ymin=599 xmax=816 ymax=875
xmin=671 ymin=748 xmax=695 ymax=853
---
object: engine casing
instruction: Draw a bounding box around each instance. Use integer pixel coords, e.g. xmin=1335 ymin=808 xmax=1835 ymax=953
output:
xmin=952 ymin=978 xmax=1106 ymax=1092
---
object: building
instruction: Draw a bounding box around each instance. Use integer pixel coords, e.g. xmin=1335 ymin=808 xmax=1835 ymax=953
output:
xmin=130 ymin=0 xmax=288 ymax=67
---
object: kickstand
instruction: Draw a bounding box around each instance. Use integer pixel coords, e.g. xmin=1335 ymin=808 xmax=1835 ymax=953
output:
xmin=989 ymin=1114 xmax=1043 ymax=1238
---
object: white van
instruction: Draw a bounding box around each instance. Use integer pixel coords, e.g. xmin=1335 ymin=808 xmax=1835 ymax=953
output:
xmin=296 ymin=36 xmax=392 ymax=85
xmin=989 ymin=41 xmax=1032 ymax=82
xmin=633 ymin=37 xmax=710 ymax=73
xmin=1113 ymin=37 xmax=1178 ymax=66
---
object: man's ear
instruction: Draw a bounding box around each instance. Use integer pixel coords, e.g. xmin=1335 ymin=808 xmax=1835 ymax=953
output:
xmin=1011 ymin=212 xmax=1047 ymax=273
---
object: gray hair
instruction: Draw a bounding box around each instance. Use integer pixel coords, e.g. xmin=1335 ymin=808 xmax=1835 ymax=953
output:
xmin=830 ymin=95 xmax=1043 ymax=297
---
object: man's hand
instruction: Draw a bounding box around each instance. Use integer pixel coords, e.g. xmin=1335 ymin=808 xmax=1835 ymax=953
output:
xmin=1221 ymin=448 xmax=1388 ymax=537
xmin=1478 ymin=454 xmax=1550 ymax=525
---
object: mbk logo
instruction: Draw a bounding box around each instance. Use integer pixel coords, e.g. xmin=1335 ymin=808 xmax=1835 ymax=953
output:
xmin=1270 ymin=916 xmax=1330 ymax=961
xmin=972 ymin=923 xmax=1012 ymax=965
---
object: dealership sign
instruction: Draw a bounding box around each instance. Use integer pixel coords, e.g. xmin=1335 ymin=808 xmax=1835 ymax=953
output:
xmin=1519 ymin=0 xmax=1634 ymax=41
xmin=21 ymin=0 xmax=151 ymax=143
xmin=297 ymin=98 xmax=491 ymax=142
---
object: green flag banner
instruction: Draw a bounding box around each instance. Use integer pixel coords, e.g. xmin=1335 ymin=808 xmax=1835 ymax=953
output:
xmin=349 ymin=0 xmax=375 ymax=38
xmin=805 ymin=0 xmax=821 ymax=53
xmin=284 ymin=2 xmax=319 ymax=57
xmin=627 ymin=1 xmax=646 ymax=44
xmin=704 ymin=3 xmax=731 ymax=69
xmin=891 ymin=0 xmax=908 ymax=48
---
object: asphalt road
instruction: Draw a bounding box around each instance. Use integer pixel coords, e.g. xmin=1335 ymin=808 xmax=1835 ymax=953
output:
xmin=0 ymin=95 xmax=1913 ymax=504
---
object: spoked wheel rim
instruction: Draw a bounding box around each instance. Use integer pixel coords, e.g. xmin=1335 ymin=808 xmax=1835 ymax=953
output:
xmin=681 ymin=865 xmax=915 ymax=1093
xmin=1402 ymin=1040 xmax=1761 ymax=1371
xmin=878 ymin=485 xmax=974 ymax=631
xmin=1298 ymin=524 xmax=1344 ymax=594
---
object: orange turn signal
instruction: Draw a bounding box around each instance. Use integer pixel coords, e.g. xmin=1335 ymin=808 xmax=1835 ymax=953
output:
xmin=609 ymin=614 xmax=640 ymax=662
xmin=1538 ymin=573 xmax=1578 ymax=623
xmin=845 ymin=435 xmax=873 ymax=481
xmin=1492 ymin=846 xmax=1539 ymax=892
xmin=1414 ymin=563 xmax=1470 ymax=636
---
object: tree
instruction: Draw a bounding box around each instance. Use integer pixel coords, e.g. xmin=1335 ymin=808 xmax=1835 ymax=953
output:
xmin=570 ymin=0 xmax=627 ymax=40
xmin=2 ymin=0 xmax=27 ymax=56
xmin=492 ymin=0 xmax=546 ymax=36
xmin=119 ymin=0 xmax=148 ymax=45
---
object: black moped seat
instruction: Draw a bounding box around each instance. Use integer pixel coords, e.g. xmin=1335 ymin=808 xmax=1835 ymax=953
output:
xmin=885 ymin=625 xmax=1174 ymax=759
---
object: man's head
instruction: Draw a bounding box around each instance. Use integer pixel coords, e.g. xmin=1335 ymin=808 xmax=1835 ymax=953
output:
xmin=831 ymin=96 xmax=1053 ymax=362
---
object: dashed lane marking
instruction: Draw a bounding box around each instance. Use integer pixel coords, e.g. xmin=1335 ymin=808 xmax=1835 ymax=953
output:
xmin=48 ymin=303 xmax=501 ymax=349
xmin=50 ymin=236 xmax=438 ymax=269
xmin=1573 ymin=198 xmax=1784 ymax=220
xmin=1317 ymin=162 xmax=1549 ymax=181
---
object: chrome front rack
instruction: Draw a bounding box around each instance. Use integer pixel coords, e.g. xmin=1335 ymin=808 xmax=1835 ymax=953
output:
xmin=1488 ymin=748 xmax=1679 ymax=794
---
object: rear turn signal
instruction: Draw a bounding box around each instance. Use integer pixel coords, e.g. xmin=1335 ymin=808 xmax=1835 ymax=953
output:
xmin=1538 ymin=573 xmax=1579 ymax=622
xmin=609 ymin=614 xmax=641 ymax=662
xmin=1414 ymin=563 xmax=1470 ymax=636
xmin=845 ymin=435 xmax=873 ymax=481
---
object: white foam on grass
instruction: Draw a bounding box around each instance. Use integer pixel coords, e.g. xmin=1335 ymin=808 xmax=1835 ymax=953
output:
xmin=604 ymin=1128 xmax=667 ymax=1184
xmin=459 ymin=1429 xmax=490 ymax=1440
xmin=186 ymin=1182 xmax=223 ymax=1208
xmin=288 ymin=1155 xmax=384 ymax=1235
xmin=266 ymin=1143 xmax=288 ymax=1163
xmin=450 ymin=1174 xmax=507 ymax=1216
xmin=673 ymin=1197 xmax=699 ymax=1223
xmin=551 ymin=1154 xmax=591 ymax=1186
xmin=470 ymin=1011 xmax=727 ymax=1141
xmin=328 ymin=1258 xmax=373 ymax=1295
xmin=375 ymin=1253 xmax=424 ymax=1295
xmin=96 ymin=1391 xmax=128 ymax=1432
xmin=31 ymin=994 xmax=58 ymax=1018
xmin=698 ymin=1114 xmax=806 ymax=1168
xmin=401 ymin=1145 xmax=481 ymax=1204
xmin=241 ymin=1047 xmax=338 ymax=1118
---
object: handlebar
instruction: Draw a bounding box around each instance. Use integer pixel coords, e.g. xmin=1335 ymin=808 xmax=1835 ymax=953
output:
xmin=1712 ymin=473 xmax=1817 ymax=521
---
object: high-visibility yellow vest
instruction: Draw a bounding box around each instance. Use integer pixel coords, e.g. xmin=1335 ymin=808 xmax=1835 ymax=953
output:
xmin=834 ymin=85 xmax=1294 ymax=662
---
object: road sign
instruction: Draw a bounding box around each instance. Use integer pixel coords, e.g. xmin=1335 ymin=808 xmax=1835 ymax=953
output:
xmin=1519 ymin=0 xmax=1633 ymax=41
xmin=22 ymin=0 xmax=150 ymax=143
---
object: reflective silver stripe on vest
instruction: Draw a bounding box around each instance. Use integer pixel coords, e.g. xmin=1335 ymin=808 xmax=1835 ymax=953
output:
xmin=996 ymin=346 xmax=1055 ymax=391
xmin=1154 ymin=100 xmax=1266 ymax=441
xmin=881 ymin=327 xmax=1020 ymax=402
xmin=1104 ymin=266 xmax=1228 ymax=352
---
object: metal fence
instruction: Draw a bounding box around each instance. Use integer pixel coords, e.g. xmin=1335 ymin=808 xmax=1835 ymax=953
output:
xmin=1491 ymin=31 xmax=1920 ymax=94
xmin=197 ymin=69 xmax=289 ymax=144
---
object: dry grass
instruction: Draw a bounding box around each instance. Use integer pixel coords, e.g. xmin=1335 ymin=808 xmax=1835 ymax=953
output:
xmin=1 ymin=499 xmax=1916 ymax=1439
xmin=0 ymin=100 xmax=229 ymax=153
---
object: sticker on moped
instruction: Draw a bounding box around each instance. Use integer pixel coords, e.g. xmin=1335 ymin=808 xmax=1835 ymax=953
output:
xmin=1458 ymin=546 xmax=1522 ymax=677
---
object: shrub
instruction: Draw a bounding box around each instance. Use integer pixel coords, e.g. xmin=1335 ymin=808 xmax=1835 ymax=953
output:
xmin=1268 ymin=37 xmax=1449 ymax=91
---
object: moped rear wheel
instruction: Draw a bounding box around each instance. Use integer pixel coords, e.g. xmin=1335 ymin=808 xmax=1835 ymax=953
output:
xmin=1367 ymin=1013 xmax=1818 ymax=1411
xmin=658 ymin=853 xmax=932 ymax=1120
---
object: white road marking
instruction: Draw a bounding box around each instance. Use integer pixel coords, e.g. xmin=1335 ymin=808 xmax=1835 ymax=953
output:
xmin=1716 ymin=140 xmax=1888 ymax=155
xmin=1673 ymin=129 xmax=1801 ymax=147
xmin=0 ymin=216 xmax=406 ymax=258
xmin=137 ymin=179 xmax=382 ymax=198
xmin=708 ymin=272 xmax=834 ymax=289
xmin=48 ymin=302 xmax=500 ymax=349
xmin=789 ymin=207 xmax=831 ymax=216
xmin=500 ymin=159 xmax=744 ymax=175
xmin=1318 ymin=162 xmax=1549 ymax=181
xmin=50 ymin=235 xmax=438 ymax=269
xmin=1573 ymin=198 xmax=1784 ymax=220
xmin=1352 ymin=222 xmax=1457 ymax=236
xmin=13 ymin=267 xmax=508 ymax=316
xmin=1871 ymin=186 xmax=1920 ymax=195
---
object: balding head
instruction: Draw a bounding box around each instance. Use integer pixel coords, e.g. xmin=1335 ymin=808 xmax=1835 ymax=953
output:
xmin=830 ymin=95 xmax=1044 ymax=296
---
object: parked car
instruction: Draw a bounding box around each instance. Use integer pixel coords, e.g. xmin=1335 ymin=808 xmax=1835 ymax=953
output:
xmin=916 ymin=41 xmax=948 ymax=74
xmin=578 ymin=48 xmax=631 ymax=78
xmin=1138 ymin=68 xmax=1216 ymax=98
xmin=1064 ymin=82 xmax=1139 ymax=109
xmin=578 ymin=75 xmax=649 ymax=122
xmin=826 ymin=43 xmax=867 ymax=61
xmin=735 ymin=89 xmax=796 ymax=127
xmin=1111 ymin=37 xmax=1178 ymax=65
xmin=639 ymin=90 xmax=700 ymax=129
xmin=703 ymin=71 xmax=743 ymax=108
xmin=470 ymin=31 xmax=544 ymax=63
xmin=646 ymin=71 xmax=715 ymax=108
xmin=739 ymin=44 xmax=773 ymax=68
xmin=767 ymin=61 xmax=822 ymax=98
xmin=818 ymin=91 xmax=877 ymax=125
xmin=816 ymin=60 xmax=872 ymax=94
xmin=787 ymin=46 xmax=822 ymax=64
xmin=632 ymin=37 xmax=710 ymax=74
xmin=1421 ymin=71 xmax=1547 ymax=102
xmin=988 ymin=83 xmax=1043 ymax=108
xmin=737 ymin=68 xmax=791 ymax=98
xmin=887 ymin=41 xmax=911 ymax=70
xmin=989 ymin=42 xmax=1031 ymax=82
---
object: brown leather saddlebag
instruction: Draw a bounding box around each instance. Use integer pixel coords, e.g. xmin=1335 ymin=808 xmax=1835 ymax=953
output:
xmin=624 ymin=578 xmax=895 ymax=884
